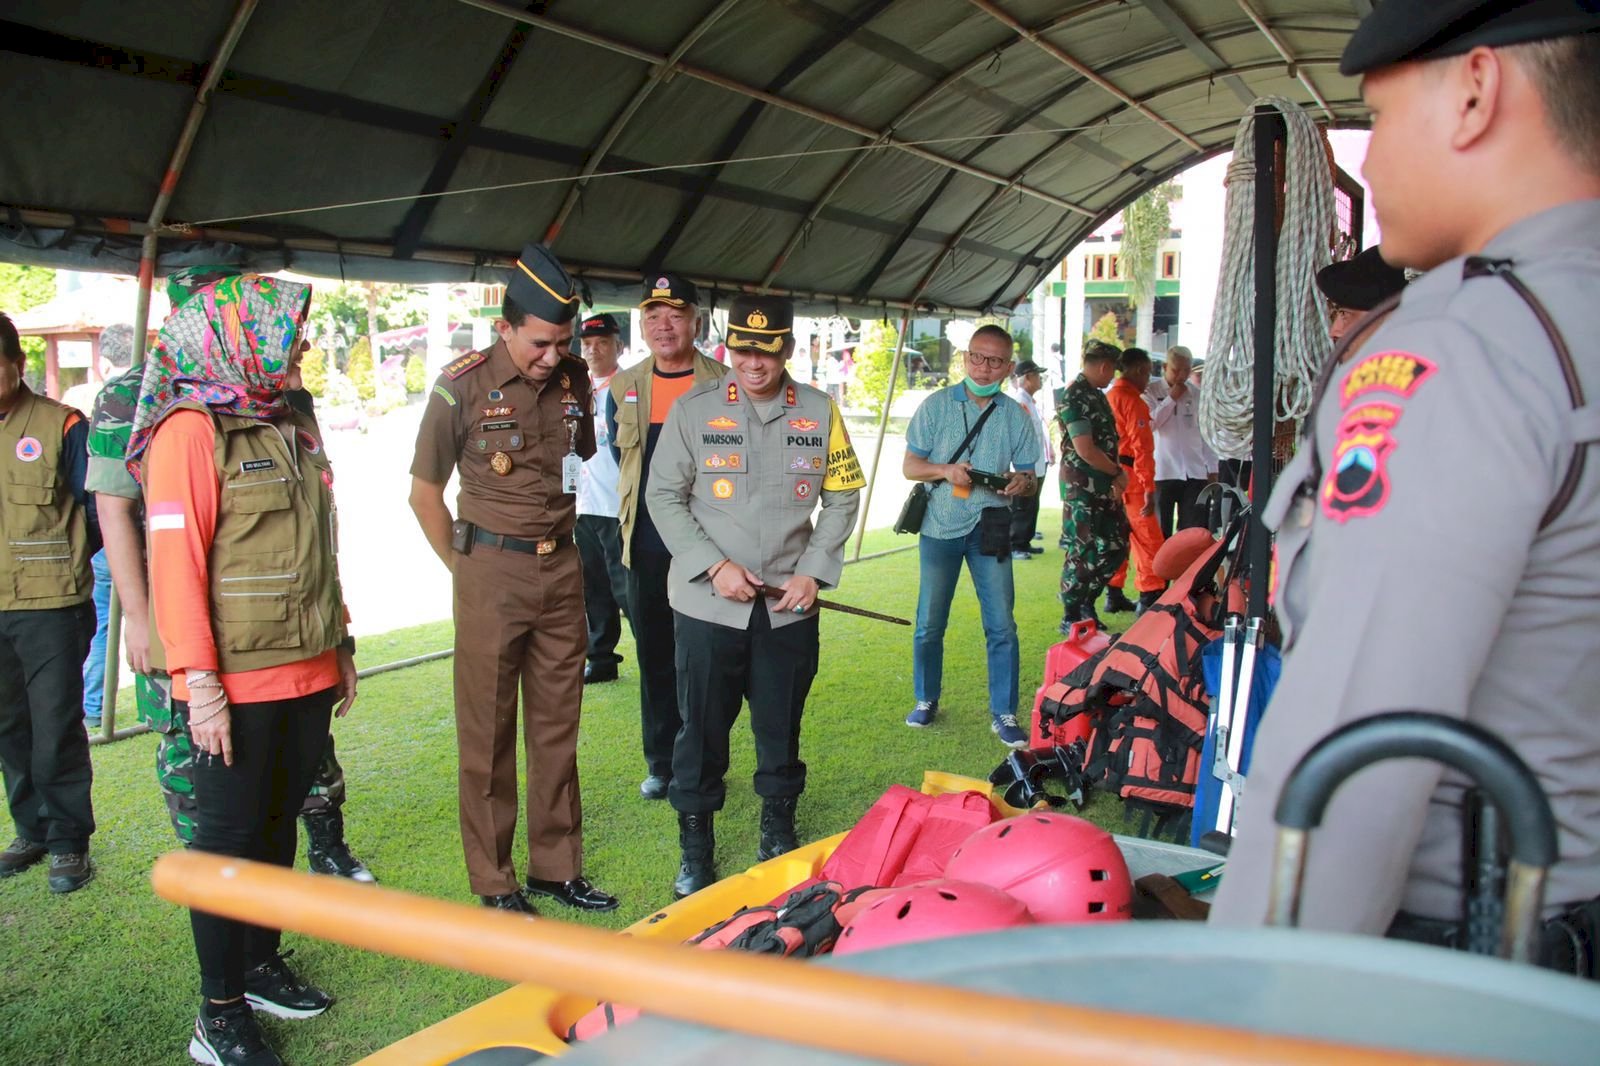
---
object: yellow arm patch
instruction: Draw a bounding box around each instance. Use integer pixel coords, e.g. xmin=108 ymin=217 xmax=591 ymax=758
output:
xmin=822 ymin=399 xmax=867 ymax=491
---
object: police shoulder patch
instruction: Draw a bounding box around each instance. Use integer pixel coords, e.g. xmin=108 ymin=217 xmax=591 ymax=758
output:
xmin=442 ymin=350 xmax=487 ymax=380
xmin=1340 ymin=350 xmax=1437 ymax=408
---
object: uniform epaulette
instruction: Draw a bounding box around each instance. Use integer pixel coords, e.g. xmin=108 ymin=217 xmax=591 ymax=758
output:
xmin=442 ymin=350 xmax=488 ymax=380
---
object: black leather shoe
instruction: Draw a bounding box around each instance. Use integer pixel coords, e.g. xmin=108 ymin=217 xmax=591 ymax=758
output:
xmin=639 ymin=774 xmax=669 ymax=800
xmin=479 ymin=890 xmax=539 ymax=916
xmin=583 ymin=662 xmax=619 ymax=684
xmin=523 ymin=876 xmax=620 ymax=912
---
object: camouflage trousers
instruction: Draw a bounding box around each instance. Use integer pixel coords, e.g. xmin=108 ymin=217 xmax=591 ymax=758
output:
xmin=139 ymin=673 xmax=347 ymax=845
xmin=1059 ymin=485 xmax=1130 ymax=609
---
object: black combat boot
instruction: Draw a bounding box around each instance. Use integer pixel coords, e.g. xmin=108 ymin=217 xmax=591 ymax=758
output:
xmin=302 ymin=809 xmax=376 ymax=883
xmin=673 ymin=811 xmax=716 ymax=900
xmin=1104 ymin=586 xmax=1136 ymax=613
xmin=1135 ymin=589 xmax=1164 ymax=616
xmin=757 ymin=797 xmax=800 ymax=862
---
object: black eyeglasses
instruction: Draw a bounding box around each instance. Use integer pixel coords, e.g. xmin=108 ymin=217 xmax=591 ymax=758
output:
xmin=967 ymin=351 xmax=1010 ymax=370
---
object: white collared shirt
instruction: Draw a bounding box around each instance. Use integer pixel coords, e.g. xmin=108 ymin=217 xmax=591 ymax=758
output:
xmin=1149 ymin=384 xmax=1218 ymax=481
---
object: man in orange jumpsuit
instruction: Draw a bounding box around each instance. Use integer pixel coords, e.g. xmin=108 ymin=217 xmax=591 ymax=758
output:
xmin=1104 ymin=347 xmax=1166 ymax=615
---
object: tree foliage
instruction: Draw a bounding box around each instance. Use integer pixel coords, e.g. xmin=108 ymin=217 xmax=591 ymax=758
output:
xmin=0 ymin=265 xmax=57 ymax=384
xmin=300 ymin=346 xmax=329 ymax=398
xmin=1121 ymin=182 xmax=1178 ymax=310
xmin=345 ymin=337 xmax=376 ymax=401
xmin=845 ymin=320 xmax=908 ymax=418
xmin=1088 ymin=311 xmax=1122 ymax=347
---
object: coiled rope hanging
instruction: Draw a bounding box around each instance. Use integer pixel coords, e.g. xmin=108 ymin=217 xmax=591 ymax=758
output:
xmin=1199 ymin=97 xmax=1335 ymax=461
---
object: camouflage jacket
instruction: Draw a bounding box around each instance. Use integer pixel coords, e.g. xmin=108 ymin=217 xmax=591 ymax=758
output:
xmin=1056 ymin=374 xmax=1119 ymax=492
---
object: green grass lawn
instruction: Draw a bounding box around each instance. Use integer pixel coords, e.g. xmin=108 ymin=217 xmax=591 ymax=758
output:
xmin=0 ymin=510 xmax=1139 ymax=1065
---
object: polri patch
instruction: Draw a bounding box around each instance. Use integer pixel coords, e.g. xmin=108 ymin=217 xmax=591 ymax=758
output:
xmin=240 ymin=458 xmax=276 ymax=473
xmin=1322 ymin=402 xmax=1402 ymax=523
xmin=1340 ymin=351 xmax=1437 ymax=408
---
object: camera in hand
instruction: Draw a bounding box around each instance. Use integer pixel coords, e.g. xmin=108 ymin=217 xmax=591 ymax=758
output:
xmin=967 ymin=468 xmax=1014 ymax=492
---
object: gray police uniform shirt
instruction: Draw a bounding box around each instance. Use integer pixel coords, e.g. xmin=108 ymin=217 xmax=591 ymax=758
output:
xmin=646 ymin=375 xmax=864 ymax=630
xmin=1211 ymin=200 xmax=1600 ymax=933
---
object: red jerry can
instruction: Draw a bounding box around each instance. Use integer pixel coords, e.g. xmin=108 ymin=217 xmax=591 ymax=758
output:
xmin=1029 ymin=620 xmax=1109 ymax=752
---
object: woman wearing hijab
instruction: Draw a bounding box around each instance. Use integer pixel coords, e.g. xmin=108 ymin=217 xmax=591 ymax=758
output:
xmin=128 ymin=274 xmax=357 ymax=1066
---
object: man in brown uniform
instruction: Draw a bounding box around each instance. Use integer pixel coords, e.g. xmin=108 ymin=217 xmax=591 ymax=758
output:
xmin=410 ymin=243 xmax=618 ymax=916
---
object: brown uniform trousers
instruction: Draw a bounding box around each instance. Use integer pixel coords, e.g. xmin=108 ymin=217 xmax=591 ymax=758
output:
xmin=452 ymin=542 xmax=586 ymax=894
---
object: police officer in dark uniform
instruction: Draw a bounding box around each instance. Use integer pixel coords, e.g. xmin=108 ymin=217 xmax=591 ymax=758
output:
xmin=1212 ymin=3 xmax=1600 ymax=974
xmin=410 ymin=244 xmax=618 ymax=916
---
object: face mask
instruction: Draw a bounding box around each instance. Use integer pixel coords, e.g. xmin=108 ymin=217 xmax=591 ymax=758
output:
xmin=965 ymin=378 xmax=1003 ymax=398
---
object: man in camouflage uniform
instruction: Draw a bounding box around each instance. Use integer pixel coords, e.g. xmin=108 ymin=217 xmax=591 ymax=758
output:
xmin=1057 ymin=340 xmax=1128 ymax=630
xmin=87 ymin=274 xmax=374 ymax=879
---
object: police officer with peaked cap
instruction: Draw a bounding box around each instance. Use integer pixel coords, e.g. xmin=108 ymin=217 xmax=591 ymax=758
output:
xmin=646 ymin=294 xmax=865 ymax=899
xmin=410 ymin=243 xmax=618 ymax=916
xmin=1210 ymin=2 xmax=1600 ymax=975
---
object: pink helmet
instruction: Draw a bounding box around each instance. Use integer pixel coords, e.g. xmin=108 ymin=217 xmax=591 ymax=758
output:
xmin=944 ymin=813 xmax=1132 ymax=924
xmin=832 ymin=879 xmax=1032 ymax=957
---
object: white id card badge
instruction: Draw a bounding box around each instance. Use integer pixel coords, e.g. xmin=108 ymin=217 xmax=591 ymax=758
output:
xmin=562 ymin=453 xmax=582 ymax=494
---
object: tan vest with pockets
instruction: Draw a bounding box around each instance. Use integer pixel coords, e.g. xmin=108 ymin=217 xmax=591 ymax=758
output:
xmin=148 ymin=402 xmax=345 ymax=674
xmin=1 ymin=387 xmax=91 ymax=610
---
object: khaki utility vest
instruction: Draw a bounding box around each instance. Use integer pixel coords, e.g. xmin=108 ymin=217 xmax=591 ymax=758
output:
xmin=609 ymin=352 xmax=728 ymax=567
xmin=148 ymin=402 xmax=345 ymax=674
xmin=0 ymin=387 xmax=92 ymax=610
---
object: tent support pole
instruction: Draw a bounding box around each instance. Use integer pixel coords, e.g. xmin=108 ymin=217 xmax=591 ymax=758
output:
xmin=852 ymin=312 xmax=911 ymax=561
xmin=1247 ymin=104 xmax=1283 ymax=622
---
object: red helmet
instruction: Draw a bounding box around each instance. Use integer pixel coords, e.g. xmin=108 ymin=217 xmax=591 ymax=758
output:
xmin=944 ymin=813 xmax=1132 ymax=924
xmin=832 ymin=879 xmax=1032 ymax=957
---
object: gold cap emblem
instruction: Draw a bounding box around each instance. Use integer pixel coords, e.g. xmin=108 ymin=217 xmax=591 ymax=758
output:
xmin=747 ymin=309 xmax=768 ymax=330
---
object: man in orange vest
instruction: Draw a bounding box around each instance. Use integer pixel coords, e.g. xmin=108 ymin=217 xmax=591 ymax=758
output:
xmin=1104 ymin=347 xmax=1166 ymax=615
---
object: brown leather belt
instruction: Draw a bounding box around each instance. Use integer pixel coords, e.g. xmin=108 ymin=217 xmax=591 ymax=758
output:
xmin=472 ymin=529 xmax=572 ymax=556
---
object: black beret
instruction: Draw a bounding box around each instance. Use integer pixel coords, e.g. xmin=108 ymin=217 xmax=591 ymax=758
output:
xmin=578 ymin=312 xmax=620 ymax=338
xmin=639 ymin=271 xmax=700 ymax=309
xmin=725 ymin=295 xmax=794 ymax=354
xmin=1316 ymin=247 xmax=1409 ymax=311
xmin=1342 ymin=0 xmax=1600 ymax=76
xmin=507 ymin=243 xmax=580 ymax=325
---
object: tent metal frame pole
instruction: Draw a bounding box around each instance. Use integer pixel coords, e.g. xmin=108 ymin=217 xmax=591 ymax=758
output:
xmin=103 ymin=0 xmax=261 ymax=743
xmin=1247 ymin=104 xmax=1283 ymax=622
xmin=852 ymin=312 xmax=912 ymax=562
xmin=1235 ymin=0 xmax=1335 ymax=121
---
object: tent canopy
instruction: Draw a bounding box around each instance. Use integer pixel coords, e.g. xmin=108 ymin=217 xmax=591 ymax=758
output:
xmin=0 ymin=0 xmax=1369 ymax=317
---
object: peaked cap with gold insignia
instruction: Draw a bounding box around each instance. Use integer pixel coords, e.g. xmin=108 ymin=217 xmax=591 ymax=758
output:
xmin=725 ymin=294 xmax=794 ymax=356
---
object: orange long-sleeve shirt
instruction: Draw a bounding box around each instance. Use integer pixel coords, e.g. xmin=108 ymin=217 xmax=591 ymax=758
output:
xmin=145 ymin=409 xmax=340 ymax=703
xmin=1107 ymin=378 xmax=1156 ymax=497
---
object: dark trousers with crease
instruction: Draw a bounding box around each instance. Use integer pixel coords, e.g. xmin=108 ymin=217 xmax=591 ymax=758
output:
xmin=669 ymin=604 xmax=818 ymax=814
xmin=187 ymin=687 xmax=335 ymax=999
xmin=0 ymin=603 xmax=96 ymax=854
xmin=625 ymin=548 xmax=680 ymax=780
xmin=576 ymin=515 xmax=629 ymax=668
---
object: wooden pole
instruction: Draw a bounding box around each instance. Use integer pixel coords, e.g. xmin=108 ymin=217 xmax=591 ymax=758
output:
xmin=153 ymin=852 xmax=1472 ymax=1066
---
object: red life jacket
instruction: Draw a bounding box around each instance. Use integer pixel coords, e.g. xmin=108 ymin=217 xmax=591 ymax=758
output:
xmin=1040 ymin=531 xmax=1239 ymax=837
xmin=565 ymin=881 xmax=881 ymax=1043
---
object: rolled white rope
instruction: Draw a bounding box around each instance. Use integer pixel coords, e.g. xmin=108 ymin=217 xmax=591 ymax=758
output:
xmin=1200 ymin=97 xmax=1335 ymax=461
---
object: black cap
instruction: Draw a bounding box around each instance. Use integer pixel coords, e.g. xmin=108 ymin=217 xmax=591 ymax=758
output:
xmin=508 ymin=243 xmax=580 ymax=325
xmin=1342 ymin=0 xmax=1600 ymax=76
xmin=578 ymin=312 xmax=620 ymax=338
xmin=725 ymin=294 xmax=794 ymax=355
xmin=1012 ymin=360 xmax=1047 ymax=377
xmin=639 ymin=271 xmax=699 ymax=309
xmin=1316 ymin=247 xmax=1409 ymax=311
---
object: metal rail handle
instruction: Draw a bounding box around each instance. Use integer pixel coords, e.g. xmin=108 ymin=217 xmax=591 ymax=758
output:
xmin=1267 ymin=711 xmax=1557 ymax=964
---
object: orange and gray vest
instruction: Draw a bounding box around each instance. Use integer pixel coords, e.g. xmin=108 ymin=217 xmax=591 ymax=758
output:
xmin=147 ymin=402 xmax=346 ymax=674
xmin=1 ymin=387 xmax=92 ymax=610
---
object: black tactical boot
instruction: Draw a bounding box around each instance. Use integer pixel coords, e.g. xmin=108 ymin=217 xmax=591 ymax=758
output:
xmin=757 ymin=797 xmax=800 ymax=862
xmin=673 ymin=811 xmax=716 ymax=900
xmin=1104 ymin=586 xmax=1136 ymax=613
xmin=1135 ymin=589 xmax=1164 ymax=616
xmin=303 ymin=809 xmax=376 ymax=883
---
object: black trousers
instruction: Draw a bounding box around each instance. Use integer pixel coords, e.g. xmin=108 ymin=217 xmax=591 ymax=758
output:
xmin=625 ymin=547 xmax=680 ymax=780
xmin=1009 ymin=490 xmax=1041 ymax=551
xmin=575 ymin=515 xmax=630 ymax=667
xmin=669 ymin=605 xmax=818 ymax=814
xmin=1155 ymin=478 xmax=1209 ymax=538
xmin=187 ymin=687 xmax=335 ymax=1000
xmin=0 ymin=603 xmax=96 ymax=853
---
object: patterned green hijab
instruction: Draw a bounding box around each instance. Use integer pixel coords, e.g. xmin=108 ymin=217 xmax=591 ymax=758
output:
xmin=125 ymin=273 xmax=311 ymax=479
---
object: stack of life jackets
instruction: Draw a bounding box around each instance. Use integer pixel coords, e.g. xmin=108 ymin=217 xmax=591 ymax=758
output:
xmin=1038 ymin=524 xmax=1245 ymax=840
